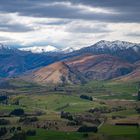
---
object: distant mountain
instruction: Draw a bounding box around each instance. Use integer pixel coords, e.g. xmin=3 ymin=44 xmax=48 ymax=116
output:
xmin=0 ymin=44 xmax=60 ymax=77
xmin=19 ymin=45 xmax=77 ymax=54
xmin=61 ymin=47 xmax=75 ymax=53
xmin=0 ymin=40 xmax=140 ymax=81
xmin=21 ymin=62 xmax=87 ymax=84
xmin=19 ymin=45 xmax=60 ymax=53
xmin=69 ymin=40 xmax=140 ymax=63
xmin=66 ymin=54 xmax=134 ymax=80
xmin=93 ymin=40 xmax=140 ymax=50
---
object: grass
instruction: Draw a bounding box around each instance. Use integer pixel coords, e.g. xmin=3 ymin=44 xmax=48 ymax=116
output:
xmin=107 ymin=109 xmax=138 ymax=117
xmin=19 ymin=94 xmax=102 ymax=113
xmin=26 ymin=129 xmax=85 ymax=140
xmin=99 ymin=124 xmax=140 ymax=140
xmin=80 ymin=81 xmax=138 ymax=100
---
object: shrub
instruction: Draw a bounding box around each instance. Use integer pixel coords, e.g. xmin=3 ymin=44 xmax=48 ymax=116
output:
xmin=80 ymin=95 xmax=93 ymax=101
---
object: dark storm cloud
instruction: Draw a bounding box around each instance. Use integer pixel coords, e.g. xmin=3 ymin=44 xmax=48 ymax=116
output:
xmin=0 ymin=0 xmax=139 ymax=23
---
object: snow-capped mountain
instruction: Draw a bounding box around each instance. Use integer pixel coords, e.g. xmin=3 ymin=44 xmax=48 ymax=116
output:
xmin=1 ymin=40 xmax=140 ymax=78
xmin=19 ymin=45 xmax=78 ymax=53
xmin=0 ymin=43 xmax=9 ymax=49
xmin=19 ymin=45 xmax=60 ymax=53
xmin=61 ymin=47 xmax=75 ymax=53
xmin=93 ymin=40 xmax=140 ymax=51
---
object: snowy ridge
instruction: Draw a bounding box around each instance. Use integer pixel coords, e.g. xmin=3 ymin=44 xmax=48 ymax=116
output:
xmin=19 ymin=45 xmax=60 ymax=53
xmin=93 ymin=40 xmax=140 ymax=51
xmin=19 ymin=45 xmax=76 ymax=53
xmin=1 ymin=40 xmax=140 ymax=53
xmin=61 ymin=47 xmax=75 ymax=53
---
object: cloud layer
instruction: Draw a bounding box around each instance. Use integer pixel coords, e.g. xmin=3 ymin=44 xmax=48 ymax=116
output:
xmin=0 ymin=0 xmax=139 ymax=48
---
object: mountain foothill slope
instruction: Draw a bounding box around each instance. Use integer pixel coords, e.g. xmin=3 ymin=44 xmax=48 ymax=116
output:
xmin=22 ymin=54 xmax=135 ymax=84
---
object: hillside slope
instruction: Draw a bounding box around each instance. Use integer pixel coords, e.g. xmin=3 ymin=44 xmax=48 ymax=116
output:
xmin=66 ymin=54 xmax=135 ymax=80
xmin=22 ymin=62 xmax=87 ymax=84
xmin=115 ymin=61 xmax=140 ymax=82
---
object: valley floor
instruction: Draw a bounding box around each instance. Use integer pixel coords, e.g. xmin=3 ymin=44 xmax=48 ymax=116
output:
xmin=0 ymin=80 xmax=140 ymax=140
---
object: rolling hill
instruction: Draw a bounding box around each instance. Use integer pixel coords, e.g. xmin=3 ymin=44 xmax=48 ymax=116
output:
xmin=66 ymin=54 xmax=134 ymax=80
xmin=21 ymin=61 xmax=87 ymax=84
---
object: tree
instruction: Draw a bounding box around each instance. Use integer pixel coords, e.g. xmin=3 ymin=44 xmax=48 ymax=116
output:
xmin=138 ymin=90 xmax=140 ymax=101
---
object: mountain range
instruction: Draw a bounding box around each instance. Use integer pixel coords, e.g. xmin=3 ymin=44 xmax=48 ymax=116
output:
xmin=19 ymin=45 xmax=75 ymax=53
xmin=0 ymin=40 xmax=140 ymax=84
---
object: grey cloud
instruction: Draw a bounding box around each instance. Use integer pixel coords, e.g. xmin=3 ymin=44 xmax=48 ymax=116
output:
xmin=126 ymin=32 xmax=140 ymax=37
xmin=0 ymin=23 xmax=34 ymax=32
xmin=0 ymin=16 xmax=34 ymax=32
xmin=0 ymin=0 xmax=139 ymax=23
xmin=67 ymin=24 xmax=111 ymax=33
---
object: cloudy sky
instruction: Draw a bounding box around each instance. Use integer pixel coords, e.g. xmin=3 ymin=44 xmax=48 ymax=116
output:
xmin=0 ymin=0 xmax=140 ymax=49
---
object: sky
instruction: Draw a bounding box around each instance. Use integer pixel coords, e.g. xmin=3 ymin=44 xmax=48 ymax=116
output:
xmin=0 ymin=0 xmax=140 ymax=49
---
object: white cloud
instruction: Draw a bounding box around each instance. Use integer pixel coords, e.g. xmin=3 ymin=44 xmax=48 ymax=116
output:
xmin=0 ymin=12 xmax=139 ymax=49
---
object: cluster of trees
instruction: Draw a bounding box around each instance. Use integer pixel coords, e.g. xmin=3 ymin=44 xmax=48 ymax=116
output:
xmin=19 ymin=117 xmax=38 ymax=124
xmin=77 ymin=125 xmax=98 ymax=133
xmin=0 ymin=95 xmax=8 ymax=101
xmin=89 ymin=106 xmax=126 ymax=114
xmin=10 ymin=126 xmax=22 ymax=133
xmin=0 ymin=119 xmax=10 ymax=125
xmin=0 ymin=127 xmax=7 ymax=137
xmin=0 ymin=95 xmax=8 ymax=104
xmin=0 ymin=126 xmax=36 ymax=140
xmin=61 ymin=111 xmax=73 ymax=120
xmin=10 ymin=109 xmax=24 ymax=116
xmin=80 ymin=95 xmax=93 ymax=101
xmin=10 ymin=132 xmax=26 ymax=140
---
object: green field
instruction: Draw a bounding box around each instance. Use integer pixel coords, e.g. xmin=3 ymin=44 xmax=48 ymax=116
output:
xmin=0 ymin=79 xmax=140 ymax=140
xmin=99 ymin=124 xmax=140 ymax=140
xmin=26 ymin=129 xmax=85 ymax=140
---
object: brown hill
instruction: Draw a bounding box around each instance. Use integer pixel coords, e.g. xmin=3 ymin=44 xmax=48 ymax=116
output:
xmin=22 ymin=61 xmax=87 ymax=84
xmin=66 ymin=54 xmax=134 ymax=80
xmin=114 ymin=61 xmax=140 ymax=82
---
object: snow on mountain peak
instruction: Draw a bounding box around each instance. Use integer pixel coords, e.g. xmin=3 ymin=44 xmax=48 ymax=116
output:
xmin=61 ymin=47 xmax=75 ymax=53
xmin=94 ymin=40 xmax=140 ymax=50
xmin=19 ymin=45 xmax=59 ymax=53
xmin=0 ymin=43 xmax=11 ymax=50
